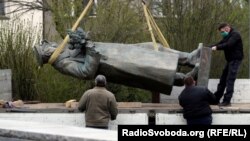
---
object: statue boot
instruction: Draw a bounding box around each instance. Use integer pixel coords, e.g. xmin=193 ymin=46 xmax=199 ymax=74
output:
xmin=173 ymin=63 xmax=199 ymax=86
xmin=186 ymin=46 xmax=202 ymax=67
xmin=176 ymin=45 xmax=202 ymax=67
xmin=186 ymin=63 xmax=200 ymax=80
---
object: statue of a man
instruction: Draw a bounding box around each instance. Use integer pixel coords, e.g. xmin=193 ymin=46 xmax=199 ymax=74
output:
xmin=34 ymin=28 xmax=201 ymax=94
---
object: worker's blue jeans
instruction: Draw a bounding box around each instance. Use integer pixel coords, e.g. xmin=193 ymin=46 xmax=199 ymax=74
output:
xmin=214 ymin=60 xmax=242 ymax=103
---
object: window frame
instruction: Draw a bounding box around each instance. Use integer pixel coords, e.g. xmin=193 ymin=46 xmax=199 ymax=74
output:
xmin=0 ymin=0 xmax=9 ymax=20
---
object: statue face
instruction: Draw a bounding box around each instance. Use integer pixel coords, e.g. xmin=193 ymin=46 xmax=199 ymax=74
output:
xmin=33 ymin=40 xmax=57 ymax=67
xmin=33 ymin=43 xmax=44 ymax=67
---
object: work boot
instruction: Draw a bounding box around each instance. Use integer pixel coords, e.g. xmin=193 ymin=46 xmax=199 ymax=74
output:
xmin=218 ymin=102 xmax=231 ymax=107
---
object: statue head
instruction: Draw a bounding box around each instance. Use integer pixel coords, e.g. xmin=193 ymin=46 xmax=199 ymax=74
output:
xmin=67 ymin=27 xmax=90 ymax=49
xmin=95 ymin=75 xmax=107 ymax=87
xmin=33 ymin=40 xmax=57 ymax=67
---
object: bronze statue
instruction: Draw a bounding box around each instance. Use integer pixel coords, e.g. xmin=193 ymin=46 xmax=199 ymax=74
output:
xmin=34 ymin=28 xmax=201 ymax=94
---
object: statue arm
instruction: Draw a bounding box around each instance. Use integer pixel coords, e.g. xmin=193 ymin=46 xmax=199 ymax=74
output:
xmin=53 ymin=48 xmax=101 ymax=80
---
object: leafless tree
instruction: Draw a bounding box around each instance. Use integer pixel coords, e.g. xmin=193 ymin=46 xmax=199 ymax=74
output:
xmin=2 ymin=0 xmax=50 ymax=16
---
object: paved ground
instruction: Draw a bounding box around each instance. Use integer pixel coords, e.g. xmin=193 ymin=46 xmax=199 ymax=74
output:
xmin=0 ymin=119 xmax=117 ymax=141
xmin=0 ymin=137 xmax=34 ymax=141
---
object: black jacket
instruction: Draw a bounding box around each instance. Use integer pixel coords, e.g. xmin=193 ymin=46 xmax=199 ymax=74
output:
xmin=214 ymin=28 xmax=243 ymax=62
xmin=178 ymin=86 xmax=216 ymax=120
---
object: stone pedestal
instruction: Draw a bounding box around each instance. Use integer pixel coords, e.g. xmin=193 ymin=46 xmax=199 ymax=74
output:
xmin=0 ymin=69 xmax=12 ymax=101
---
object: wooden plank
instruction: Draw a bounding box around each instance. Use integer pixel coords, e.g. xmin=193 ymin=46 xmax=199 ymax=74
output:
xmin=118 ymin=102 xmax=142 ymax=108
xmin=1 ymin=103 xmax=250 ymax=113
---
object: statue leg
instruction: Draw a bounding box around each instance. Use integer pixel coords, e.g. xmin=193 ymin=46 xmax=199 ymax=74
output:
xmin=185 ymin=63 xmax=199 ymax=79
xmin=161 ymin=46 xmax=202 ymax=67
xmin=174 ymin=63 xmax=199 ymax=86
xmin=174 ymin=73 xmax=186 ymax=86
xmin=132 ymin=42 xmax=202 ymax=67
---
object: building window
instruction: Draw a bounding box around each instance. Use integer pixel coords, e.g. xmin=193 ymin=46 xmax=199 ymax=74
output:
xmin=0 ymin=0 xmax=5 ymax=16
xmin=0 ymin=0 xmax=8 ymax=20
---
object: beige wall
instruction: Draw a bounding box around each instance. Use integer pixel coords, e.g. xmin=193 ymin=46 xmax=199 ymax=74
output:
xmin=2 ymin=0 xmax=43 ymax=33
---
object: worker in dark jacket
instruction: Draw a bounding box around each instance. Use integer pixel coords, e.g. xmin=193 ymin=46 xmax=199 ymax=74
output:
xmin=78 ymin=74 xmax=118 ymax=129
xmin=178 ymin=76 xmax=217 ymax=125
xmin=210 ymin=23 xmax=243 ymax=106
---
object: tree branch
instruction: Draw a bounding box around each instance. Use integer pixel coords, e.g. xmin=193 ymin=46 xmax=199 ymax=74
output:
xmin=4 ymin=0 xmax=51 ymax=16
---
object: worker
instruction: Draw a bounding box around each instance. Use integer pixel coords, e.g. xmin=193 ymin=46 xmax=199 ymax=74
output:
xmin=178 ymin=76 xmax=217 ymax=125
xmin=78 ymin=74 xmax=118 ymax=129
xmin=210 ymin=23 xmax=243 ymax=106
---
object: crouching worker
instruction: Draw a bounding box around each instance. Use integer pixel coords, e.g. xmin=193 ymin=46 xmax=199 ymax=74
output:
xmin=78 ymin=75 xmax=118 ymax=129
xmin=178 ymin=76 xmax=217 ymax=125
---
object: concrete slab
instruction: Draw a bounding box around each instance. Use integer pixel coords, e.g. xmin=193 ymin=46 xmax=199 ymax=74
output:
xmin=156 ymin=113 xmax=250 ymax=125
xmin=0 ymin=136 xmax=33 ymax=141
xmin=208 ymin=79 xmax=250 ymax=103
xmin=0 ymin=113 xmax=148 ymax=130
xmin=0 ymin=69 xmax=12 ymax=101
xmin=0 ymin=119 xmax=117 ymax=141
xmin=161 ymin=79 xmax=250 ymax=103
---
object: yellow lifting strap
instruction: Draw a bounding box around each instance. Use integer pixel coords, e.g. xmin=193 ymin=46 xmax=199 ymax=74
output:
xmin=142 ymin=2 xmax=158 ymax=51
xmin=142 ymin=1 xmax=170 ymax=49
xmin=48 ymin=0 xmax=94 ymax=64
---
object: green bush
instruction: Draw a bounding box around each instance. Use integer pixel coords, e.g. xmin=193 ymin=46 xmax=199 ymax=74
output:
xmin=0 ymin=21 xmax=91 ymax=102
xmin=156 ymin=0 xmax=249 ymax=78
xmin=0 ymin=21 xmax=40 ymax=100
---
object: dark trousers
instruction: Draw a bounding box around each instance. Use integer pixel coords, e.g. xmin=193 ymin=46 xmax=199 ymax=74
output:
xmin=187 ymin=115 xmax=212 ymax=125
xmin=214 ymin=60 xmax=242 ymax=103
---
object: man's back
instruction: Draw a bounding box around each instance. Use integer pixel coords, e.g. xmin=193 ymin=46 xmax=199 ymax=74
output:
xmin=78 ymin=86 xmax=118 ymax=128
xmin=178 ymin=86 xmax=216 ymax=119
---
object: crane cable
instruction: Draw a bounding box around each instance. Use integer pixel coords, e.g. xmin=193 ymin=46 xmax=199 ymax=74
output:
xmin=142 ymin=1 xmax=170 ymax=49
xmin=142 ymin=1 xmax=158 ymax=51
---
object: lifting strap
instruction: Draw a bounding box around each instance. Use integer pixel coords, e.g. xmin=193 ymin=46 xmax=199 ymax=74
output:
xmin=48 ymin=0 xmax=94 ymax=64
xmin=142 ymin=1 xmax=170 ymax=49
xmin=143 ymin=2 xmax=158 ymax=51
